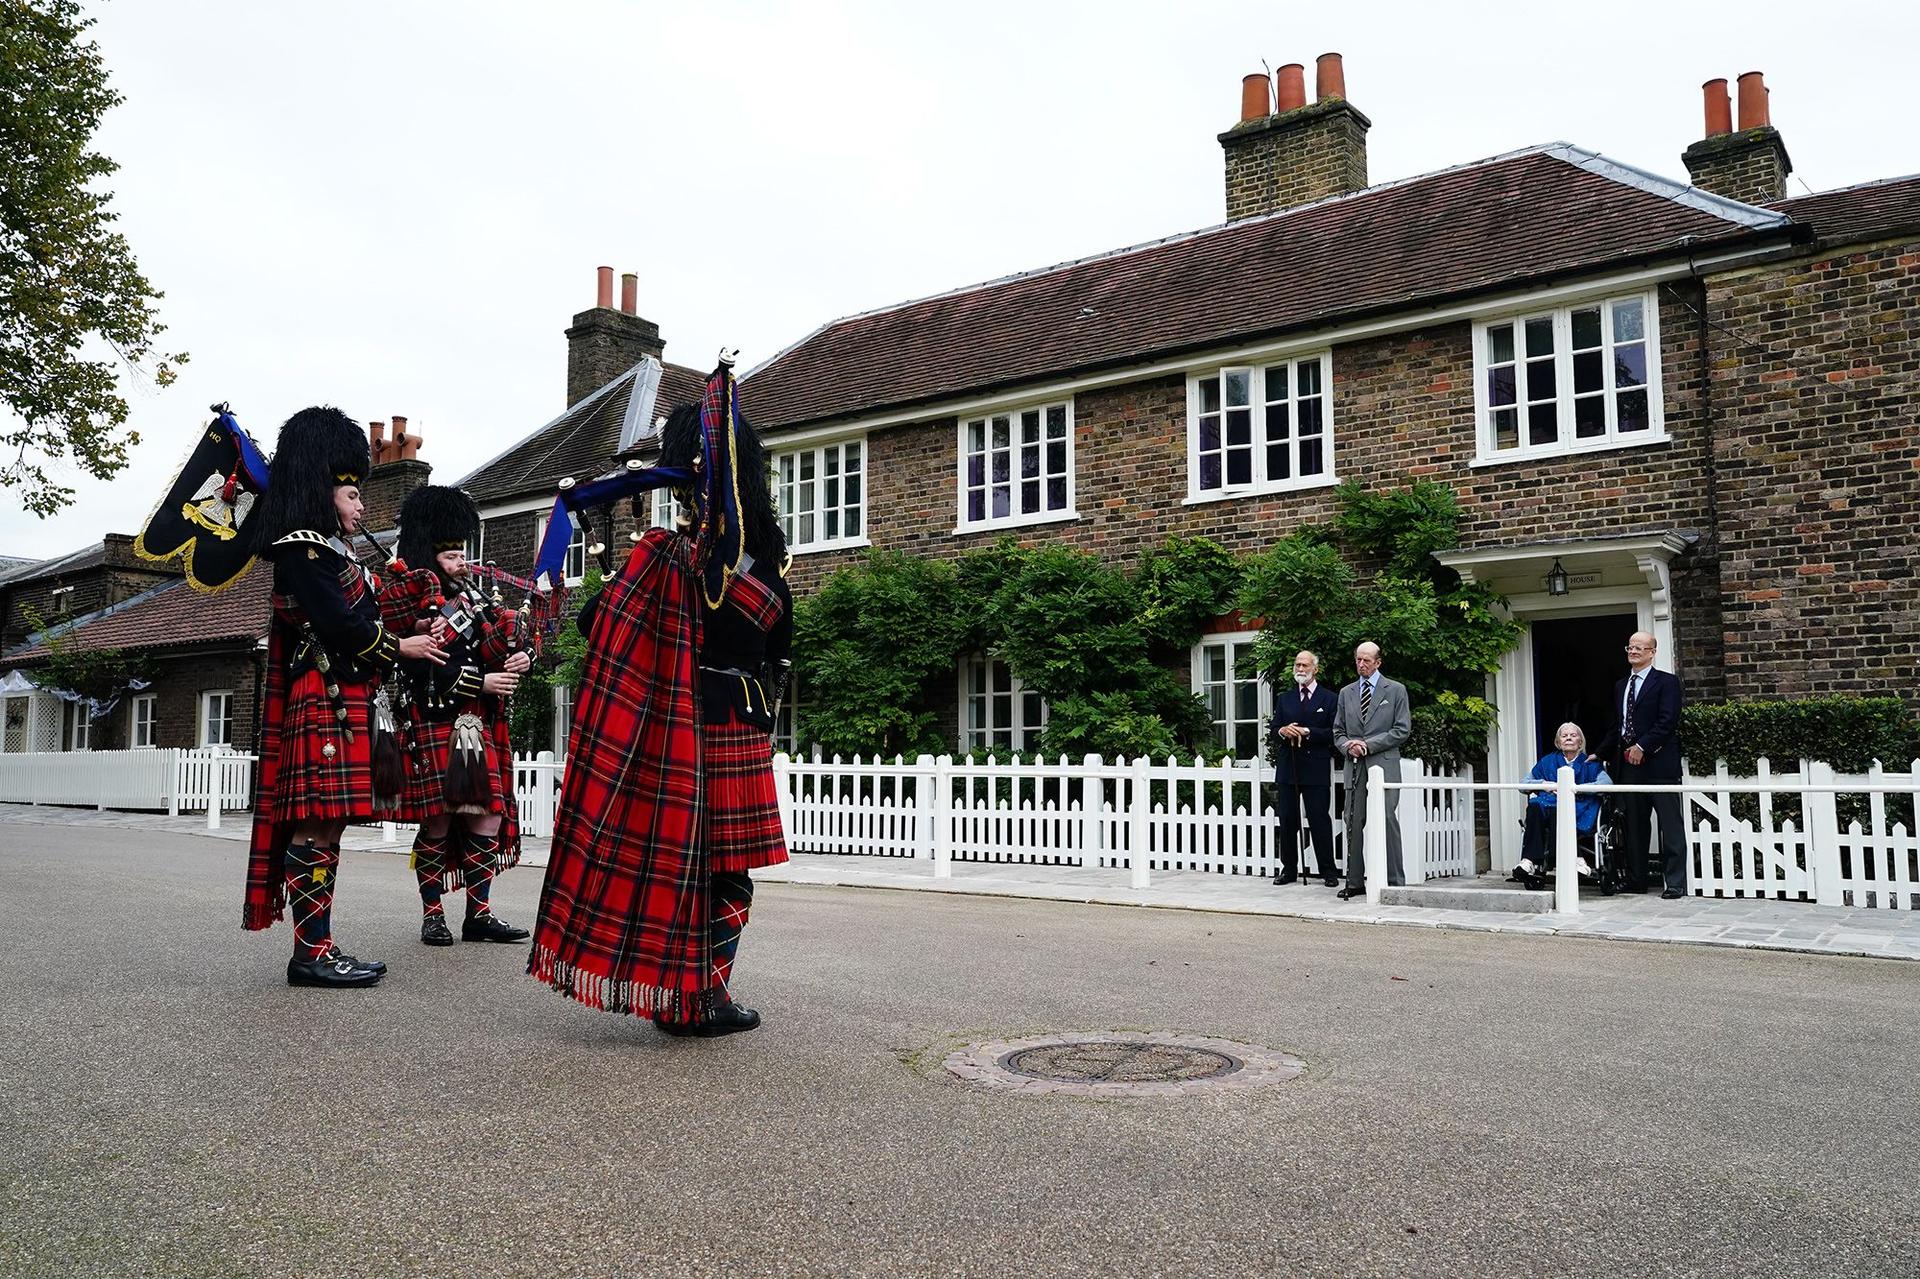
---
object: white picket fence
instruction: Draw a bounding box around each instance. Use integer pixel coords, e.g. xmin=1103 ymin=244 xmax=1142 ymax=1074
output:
xmin=11 ymin=744 xmax=1913 ymax=912
xmin=0 ymin=747 xmax=255 ymax=827
xmin=514 ymin=751 xmax=564 ymax=844
xmin=1681 ymin=758 xmax=1920 ymax=910
xmin=773 ymin=752 xmax=1476 ymax=888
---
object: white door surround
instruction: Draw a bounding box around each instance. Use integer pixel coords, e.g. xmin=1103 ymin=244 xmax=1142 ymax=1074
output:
xmin=1435 ymin=532 xmax=1695 ymax=870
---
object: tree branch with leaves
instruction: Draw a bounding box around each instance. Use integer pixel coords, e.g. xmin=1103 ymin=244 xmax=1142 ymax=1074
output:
xmin=0 ymin=0 xmax=187 ymax=517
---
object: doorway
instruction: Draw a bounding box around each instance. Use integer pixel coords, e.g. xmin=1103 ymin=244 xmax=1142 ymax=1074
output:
xmin=1530 ymin=613 xmax=1636 ymax=758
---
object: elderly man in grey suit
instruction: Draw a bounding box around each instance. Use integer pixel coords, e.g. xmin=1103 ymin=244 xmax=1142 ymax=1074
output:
xmin=1334 ymin=641 xmax=1413 ymax=900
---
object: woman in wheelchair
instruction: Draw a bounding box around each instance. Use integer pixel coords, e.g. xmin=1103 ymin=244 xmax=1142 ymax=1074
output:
xmin=1512 ymin=722 xmax=1610 ymax=890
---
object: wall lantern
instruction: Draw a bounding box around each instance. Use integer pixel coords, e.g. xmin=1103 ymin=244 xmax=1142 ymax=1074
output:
xmin=1543 ymin=558 xmax=1571 ymax=597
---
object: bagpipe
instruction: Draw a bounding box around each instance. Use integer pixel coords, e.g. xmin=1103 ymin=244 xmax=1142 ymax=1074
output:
xmin=133 ymin=403 xmax=272 ymax=591
xmin=530 ymin=352 xmax=793 ymax=716
xmin=530 ymin=351 xmax=746 ymax=608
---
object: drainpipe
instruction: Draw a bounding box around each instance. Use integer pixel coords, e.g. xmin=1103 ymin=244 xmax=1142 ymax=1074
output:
xmin=1680 ymin=262 xmax=1722 ymax=692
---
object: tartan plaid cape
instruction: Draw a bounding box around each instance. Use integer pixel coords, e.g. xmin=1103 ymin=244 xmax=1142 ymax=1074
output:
xmin=526 ymin=529 xmax=716 ymax=1019
xmin=243 ymin=613 xmax=297 ymax=930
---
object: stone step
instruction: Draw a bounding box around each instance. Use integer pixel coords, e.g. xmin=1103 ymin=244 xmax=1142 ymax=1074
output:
xmin=1378 ymin=881 xmax=1553 ymax=913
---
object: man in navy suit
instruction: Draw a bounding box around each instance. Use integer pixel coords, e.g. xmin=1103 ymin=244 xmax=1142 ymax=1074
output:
xmin=1594 ymin=631 xmax=1688 ymax=898
xmin=1269 ymin=650 xmax=1339 ymax=886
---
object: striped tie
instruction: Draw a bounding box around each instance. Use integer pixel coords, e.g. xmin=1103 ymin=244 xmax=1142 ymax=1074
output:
xmin=1360 ymin=679 xmax=1372 ymax=724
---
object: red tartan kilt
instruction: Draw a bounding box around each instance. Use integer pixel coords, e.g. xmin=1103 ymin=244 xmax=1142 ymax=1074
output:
xmin=270 ymin=669 xmax=380 ymax=823
xmin=704 ymin=720 xmax=788 ymax=872
xmin=399 ymin=707 xmax=502 ymax=818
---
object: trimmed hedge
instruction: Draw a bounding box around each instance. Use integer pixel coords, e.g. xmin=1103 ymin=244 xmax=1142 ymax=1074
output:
xmin=1681 ymin=696 xmax=1919 ymax=774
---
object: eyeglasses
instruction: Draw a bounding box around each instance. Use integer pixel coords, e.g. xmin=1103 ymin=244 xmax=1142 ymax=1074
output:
xmin=1624 ymin=646 xmax=1652 ymax=654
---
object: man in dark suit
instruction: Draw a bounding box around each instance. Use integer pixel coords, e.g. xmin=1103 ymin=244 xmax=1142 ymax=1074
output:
xmin=1269 ymin=649 xmax=1338 ymax=886
xmin=1594 ymin=631 xmax=1688 ymax=898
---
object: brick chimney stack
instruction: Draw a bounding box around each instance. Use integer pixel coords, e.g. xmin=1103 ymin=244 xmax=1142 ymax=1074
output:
xmin=1682 ymin=71 xmax=1792 ymax=204
xmin=1219 ymin=52 xmax=1371 ymax=221
xmin=360 ymin=413 xmax=432 ymax=533
xmin=565 ymin=264 xmax=665 ymax=408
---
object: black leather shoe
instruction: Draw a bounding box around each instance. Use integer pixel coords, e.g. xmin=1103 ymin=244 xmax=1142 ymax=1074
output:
xmin=420 ymin=915 xmax=455 ymax=946
xmin=694 ymin=1003 xmax=761 ymax=1037
xmin=1336 ymin=886 xmax=1363 ymax=900
xmin=287 ymin=955 xmax=381 ymax=988
xmin=325 ymin=945 xmax=385 ymax=975
xmin=1321 ymin=877 xmax=1340 ymax=888
xmin=1274 ymin=871 xmax=1299 ymax=886
xmin=462 ymin=912 xmax=530 ymax=943
xmin=1661 ymin=888 xmax=1684 ymax=900
xmin=652 ymin=1004 xmax=761 ymax=1037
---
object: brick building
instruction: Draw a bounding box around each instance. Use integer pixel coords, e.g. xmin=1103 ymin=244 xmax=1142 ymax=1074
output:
xmin=465 ymin=60 xmax=1917 ymax=858
xmin=0 ymin=420 xmax=432 ymax=758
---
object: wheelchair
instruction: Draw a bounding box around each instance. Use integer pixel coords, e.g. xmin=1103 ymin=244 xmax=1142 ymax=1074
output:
xmin=1510 ymin=793 xmax=1623 ymax=895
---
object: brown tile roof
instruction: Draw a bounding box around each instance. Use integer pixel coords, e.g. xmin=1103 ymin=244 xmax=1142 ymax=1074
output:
xmin=1770 ymin=174 xmax=1920 ymax=247
xmin=462 ymin=359 xmax=706 ymax=505
xmin=2 ymin=572 xmax=270 ymax=665
xmin=740 ymin=144 xmax=1800 ymax=433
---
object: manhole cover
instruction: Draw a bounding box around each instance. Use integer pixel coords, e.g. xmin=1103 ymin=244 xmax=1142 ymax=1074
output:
xmin=945 ymin=1031 xmax=1304 ymax=1097
xmin=1004 ymin=1041 xmax=1238 ymax=1083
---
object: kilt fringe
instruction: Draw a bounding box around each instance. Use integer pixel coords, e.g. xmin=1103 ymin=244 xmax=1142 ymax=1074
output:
xmin=527 ymin=945 xmax=722 ymax=1021
xmin=242 ymin=882 xmax=284 ymax=932
xmin=408 ymin=830 xmax=465 ymax=895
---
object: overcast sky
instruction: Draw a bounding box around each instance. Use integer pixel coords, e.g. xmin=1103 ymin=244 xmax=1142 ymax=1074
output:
xmin=5 ymin=0 xmax=1914 ymax=556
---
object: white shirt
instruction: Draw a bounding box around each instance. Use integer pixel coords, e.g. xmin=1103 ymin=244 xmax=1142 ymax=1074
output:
xmin=1623 ymin=668 xmax=1648 ymax=723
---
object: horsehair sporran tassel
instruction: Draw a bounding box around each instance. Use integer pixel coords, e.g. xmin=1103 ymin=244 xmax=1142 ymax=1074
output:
xmin=371 ymin=686 xmax=406 ymax=802
xmin=442 ymin=710 xmax=489 ymax=807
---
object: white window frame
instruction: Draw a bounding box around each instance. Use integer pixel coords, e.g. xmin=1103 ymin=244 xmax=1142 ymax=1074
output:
xmin=50 ymin=584 xmax=75 ymax=616
xmin=773 ymin=674 xmax=803 ymax=756
xmin=1185 ymin=353 xmax=1335 ymax=504
xmin=464 ymin=525 xmax=484 ymax=564
xmin=1191 ymin=632 xmax=1272 ymax=762
xmin=650 ymin=485 xmax=678 ymax=532
xmin=535 ymin=512 xmax=588 ymax=587
xmin=63 ymin=699 xmax=91 ymax=752
xmin=958 ymin=655 xmax=1048 ymax=755
xmin=775 ymin=437 xmax=868 ymax=555
xmin=955 ymin=400 xmax=1078 ymax=533
xmin=130 ymin=693 xmax=157 ymax=748
xmin=552 ymin=683 xmax=574 ymax=759
xmin=198 ymin=689 xmax=234 ymax=749
xmin=1471 ymin=290 xmax=1665 ymax=465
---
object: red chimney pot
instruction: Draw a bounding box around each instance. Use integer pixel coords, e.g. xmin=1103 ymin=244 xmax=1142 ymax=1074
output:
xmin=1239 ymin=73 xmax=1270 ymax=123
xmin=595 ymin=265 xmax=614 ymax=310
xmin=1275 ymin=63 xmax=1306 ymax=112
xmin=620 ymin=272 xmax=638 ymax=316
xmin=1702 ymin=78 xmax=1732 ymax=137
xmin=1315 ymin=52 xmax=1346 ymax=102
xmin=1736 ymin=71 xmax=1769 ymax=130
